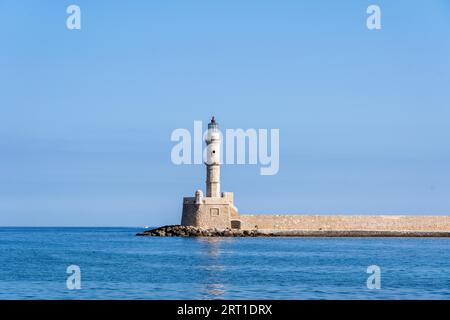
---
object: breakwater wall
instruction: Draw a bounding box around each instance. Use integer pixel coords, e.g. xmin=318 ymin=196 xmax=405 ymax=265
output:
xmin=238 ymin=215 xmax=450 ymax=232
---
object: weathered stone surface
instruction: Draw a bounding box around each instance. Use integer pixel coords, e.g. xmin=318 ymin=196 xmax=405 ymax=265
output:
xmin=136 ymin=225 xmax=450 ymax=237
xmin=181 ymin=193 xmax=450 ymax=233
xmin=238 ymin=215 xmax=450 ymax=232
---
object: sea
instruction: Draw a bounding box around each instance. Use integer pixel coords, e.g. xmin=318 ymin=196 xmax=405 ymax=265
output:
xmin=0 ymin=227 xmax=449 ymax=300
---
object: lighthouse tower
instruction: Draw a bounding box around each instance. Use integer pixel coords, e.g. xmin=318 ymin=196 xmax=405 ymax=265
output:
xmin=181 ymin=116 xmax=239 ymax=229
xmin=205 ymin=117 xmax=221 ymax=197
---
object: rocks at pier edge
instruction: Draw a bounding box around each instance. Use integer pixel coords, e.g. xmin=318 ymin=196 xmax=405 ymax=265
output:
xmin=136 ymin=225 xmax=268 ymax=237
xmin=135 ymin=225 xmax=450 ymax=237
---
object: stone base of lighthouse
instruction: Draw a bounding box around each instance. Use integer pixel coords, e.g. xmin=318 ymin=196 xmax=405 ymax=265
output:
xmin=181 ymin=192 xmax=241 ymax=229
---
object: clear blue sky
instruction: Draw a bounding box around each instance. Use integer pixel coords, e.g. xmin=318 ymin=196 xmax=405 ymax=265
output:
xmin=1 ymin=1 xmax=450 ymax=226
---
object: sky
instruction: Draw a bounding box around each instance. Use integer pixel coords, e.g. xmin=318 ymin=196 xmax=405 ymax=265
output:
xmin=1 ymin=0 xmax=450 ymax=226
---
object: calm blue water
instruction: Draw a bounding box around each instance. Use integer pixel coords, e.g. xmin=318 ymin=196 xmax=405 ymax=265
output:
xmin=0 ymin=227 xmax=449 ymax=299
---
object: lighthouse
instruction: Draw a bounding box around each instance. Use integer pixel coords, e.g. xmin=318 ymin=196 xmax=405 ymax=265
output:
xmin=181 ymin=117 xmax=238 ymax=229
xmin=205 ymin=116 xmax=221 ymax=197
